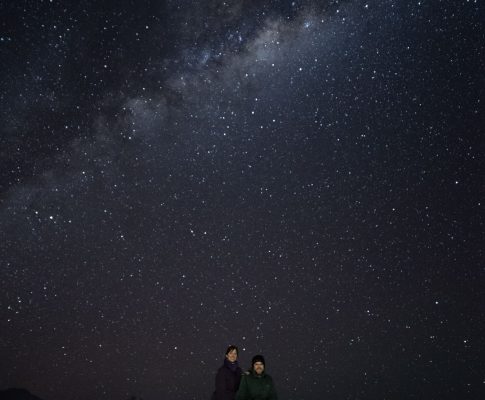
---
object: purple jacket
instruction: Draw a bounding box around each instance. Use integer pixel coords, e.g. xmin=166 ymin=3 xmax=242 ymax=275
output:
xmin=212 ymin=359 xmax=243 ymax=400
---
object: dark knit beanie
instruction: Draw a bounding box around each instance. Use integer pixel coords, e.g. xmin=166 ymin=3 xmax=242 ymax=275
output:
xmin=252 ymin=354 xmax=265 ymax=366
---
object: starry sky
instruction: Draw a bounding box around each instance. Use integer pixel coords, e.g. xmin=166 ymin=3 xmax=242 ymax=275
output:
xmin=1 ymin=1 xmax=484 ymax=399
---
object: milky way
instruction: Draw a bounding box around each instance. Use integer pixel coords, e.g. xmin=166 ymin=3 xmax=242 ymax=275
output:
xmin=1 ymin=1 xmax=484 ymax=399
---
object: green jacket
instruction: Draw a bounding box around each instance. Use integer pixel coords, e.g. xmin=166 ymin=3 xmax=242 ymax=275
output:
xmin=235 ymin=370 xmax=277 ymax=400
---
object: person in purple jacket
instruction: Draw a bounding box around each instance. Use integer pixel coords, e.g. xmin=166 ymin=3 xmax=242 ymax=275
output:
xmin=211 ymin=345 xmax=243 ymax=400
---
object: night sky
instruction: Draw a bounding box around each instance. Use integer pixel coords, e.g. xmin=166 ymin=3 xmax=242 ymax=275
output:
xmin=1 ymin=1 xmax=484 ymax=399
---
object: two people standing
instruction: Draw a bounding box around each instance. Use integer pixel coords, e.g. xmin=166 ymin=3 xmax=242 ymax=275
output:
xmin=211 ymin=346 xmax=277 ymax=400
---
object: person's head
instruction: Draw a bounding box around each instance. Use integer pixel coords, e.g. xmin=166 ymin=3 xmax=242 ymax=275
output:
xmin=225 ymin=345 xmax=238 ymax=363
xmin=252 ymin=354 xmax=265 ymax=375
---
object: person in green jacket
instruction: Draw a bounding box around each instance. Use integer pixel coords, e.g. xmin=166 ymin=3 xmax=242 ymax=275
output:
xmin=236 ymin=355 xmax=277 ymax=400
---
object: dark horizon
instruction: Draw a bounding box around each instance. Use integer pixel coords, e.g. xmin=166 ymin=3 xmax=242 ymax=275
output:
xmin=0 ymin=388 xmax=143 ymax=400
xmin=1 ymin=1 xmax=484 ymax=399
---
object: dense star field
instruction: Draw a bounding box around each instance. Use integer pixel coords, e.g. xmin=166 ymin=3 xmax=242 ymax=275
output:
xmin=1 ymin=1 xmax=484 ymax=399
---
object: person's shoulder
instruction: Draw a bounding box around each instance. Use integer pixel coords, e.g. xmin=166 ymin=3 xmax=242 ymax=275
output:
xmin=240 ymin=370 xmax=251 ymax=380
xmin=216 ymin=364 xmax=226 ymax=373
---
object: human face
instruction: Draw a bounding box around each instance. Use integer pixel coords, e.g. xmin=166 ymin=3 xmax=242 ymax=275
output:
xmin=253 ymin=361 xmax=264 ymax=375
xmin=226 ymin=349 xmax=238 ymax=363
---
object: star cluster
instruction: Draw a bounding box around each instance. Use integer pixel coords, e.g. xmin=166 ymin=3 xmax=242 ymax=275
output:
xmin=1 ymin=1 xmax=484 ymax=399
